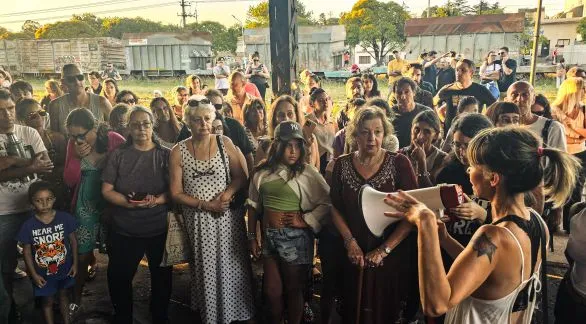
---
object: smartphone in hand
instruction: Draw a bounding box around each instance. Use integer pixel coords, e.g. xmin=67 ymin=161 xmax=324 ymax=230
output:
xmin=128 ymin=192 xmax=147 ymax=203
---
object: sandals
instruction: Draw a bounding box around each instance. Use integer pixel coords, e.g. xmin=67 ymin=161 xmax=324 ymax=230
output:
xmin=68 ymin=303 xmax=80 ymax=320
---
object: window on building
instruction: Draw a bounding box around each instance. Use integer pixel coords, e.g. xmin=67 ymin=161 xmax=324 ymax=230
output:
xmin=359 ymin=56 xmax=371 ymax=64
xmin=556 ymin=39 xmax=570 ymax=47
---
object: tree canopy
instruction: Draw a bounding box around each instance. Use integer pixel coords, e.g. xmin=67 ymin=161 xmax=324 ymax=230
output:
xmin=420 ymin=0 xmax=504 ymax=17
xmin=578 ymin=17 xmax=586 ymax=43
xmin=186 ymin=21 xmax=240 ymax=54
xmin=244 ymin=1 xmax=316 ymax=28
xmin=340 ymin=0 xmax=410 ymax=66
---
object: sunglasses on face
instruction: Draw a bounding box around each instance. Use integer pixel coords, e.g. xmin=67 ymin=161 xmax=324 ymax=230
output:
xmin=69 ymin=128 xmax=92 ymax=141
xmin=213 ymin=103 xmax=223 ymax=111
xmin=64 ymin=74 xmax=84 ymax=83
xmin=27 ymin=110 xmax=47 ymax=120
xmin=498 ymin=52 xmax=505 ymax=55
xmin=121 ymin=98 xmax=136 ymax=104
xmin=188 ymin=98 xmax=211 ymax=107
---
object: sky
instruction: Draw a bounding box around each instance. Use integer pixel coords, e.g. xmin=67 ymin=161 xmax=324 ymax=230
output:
xmin=1 ymin=0 xmax=567 ymax=33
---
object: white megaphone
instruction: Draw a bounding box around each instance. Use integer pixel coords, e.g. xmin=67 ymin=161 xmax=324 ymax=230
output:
xmin=359 ymin=184 xmax=465 ymax=237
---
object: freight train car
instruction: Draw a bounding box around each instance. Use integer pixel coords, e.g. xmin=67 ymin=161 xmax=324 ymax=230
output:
xmin=123 ymin=31 xmax=213 ymax=77
xmin=0 ymin=37 xmax=125 ymax=76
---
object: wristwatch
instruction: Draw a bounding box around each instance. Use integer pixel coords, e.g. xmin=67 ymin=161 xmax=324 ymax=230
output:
xmin=378 ymin=246 xmax=392 ymax=256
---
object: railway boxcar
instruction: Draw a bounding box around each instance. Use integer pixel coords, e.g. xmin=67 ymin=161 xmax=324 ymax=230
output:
xmin=0 ymin=37 xmax=125 ymax=76
xmin=123 ymin=31 xmax=213 ymax=77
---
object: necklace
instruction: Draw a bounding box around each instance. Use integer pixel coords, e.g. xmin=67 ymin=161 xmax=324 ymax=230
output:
xmin=355 ymin=149 xmax=384 ymax=166
xmin=191 ymin=136 xmax=215 ymax=179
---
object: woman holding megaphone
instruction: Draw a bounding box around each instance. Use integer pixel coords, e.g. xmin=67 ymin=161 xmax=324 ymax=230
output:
xmin=384 ymin=127 xmax=579 ymax=324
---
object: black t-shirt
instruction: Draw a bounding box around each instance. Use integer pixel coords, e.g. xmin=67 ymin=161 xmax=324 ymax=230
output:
xmin=436 ymin=158 xmax=492 ymax=270
xmin=436 ymin=82 xmax=497 ymax=132
xmin=436 ymin=67 xmax=455 ymax=91
xmin=423 ymin=64 xmax=438 ymax=89
xmin=496 ymin=58 xmax=517 ymax=92
xmin=102 ymin=146 xmax=170 ymax=237
xmin=391 ymin=103 xmax=432 ymax=148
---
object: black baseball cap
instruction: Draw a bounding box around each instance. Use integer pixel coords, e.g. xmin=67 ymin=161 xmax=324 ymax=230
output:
xmin=274 ymin=121 xmax=305 ymax=142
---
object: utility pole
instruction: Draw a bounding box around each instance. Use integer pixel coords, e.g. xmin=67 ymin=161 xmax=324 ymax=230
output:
xmin=178 ymin=0 xmax=196 ymax=28
xmin=427 ymin=0 xmax=430 ymax=18
xmin=529 ymin=0 xmax=543 ymax=86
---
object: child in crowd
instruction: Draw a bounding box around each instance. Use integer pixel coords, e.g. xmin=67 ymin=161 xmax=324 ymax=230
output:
xmin=17 ymin=181 xmax=78 ymax=324
xmin=247 ymin=121 xmax=331 ymax=324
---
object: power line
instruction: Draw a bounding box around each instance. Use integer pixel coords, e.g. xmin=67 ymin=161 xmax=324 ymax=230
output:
xmin=0 ymin=2 xmax=177 ymax=25
xmin=0 ymin=0 xmax=143 ymax=18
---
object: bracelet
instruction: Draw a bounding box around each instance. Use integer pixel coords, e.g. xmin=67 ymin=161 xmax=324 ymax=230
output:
xmin=417 ymin=171 xmax=431 ymax=177
xmin=343 ymin=236 xmax=356 ymax=248
xmin=247 ymin=232 xmax=257 ymax=240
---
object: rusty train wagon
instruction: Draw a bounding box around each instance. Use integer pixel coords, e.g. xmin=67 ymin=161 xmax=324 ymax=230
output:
xmin=0 ymin=37 xmax=125 ymax=77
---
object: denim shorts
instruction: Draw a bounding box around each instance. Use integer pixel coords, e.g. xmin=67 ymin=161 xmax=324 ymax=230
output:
xmin=263 ymin=228 xmax=314 ymax=265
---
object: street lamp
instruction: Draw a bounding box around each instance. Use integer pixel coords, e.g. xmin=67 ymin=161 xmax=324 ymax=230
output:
xmin=232 ymin=15 xmax=244 ymax=37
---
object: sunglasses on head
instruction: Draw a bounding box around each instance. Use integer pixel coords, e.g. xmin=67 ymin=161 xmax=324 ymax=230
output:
xmin=188 ymin=98 xmax=211 ymax=107
xmin=64 ymin=74 xmax=84 ymax=83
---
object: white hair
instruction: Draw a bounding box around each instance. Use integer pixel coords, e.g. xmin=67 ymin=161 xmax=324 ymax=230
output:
xmin=184 ymin=94 xmax=215 ymax=124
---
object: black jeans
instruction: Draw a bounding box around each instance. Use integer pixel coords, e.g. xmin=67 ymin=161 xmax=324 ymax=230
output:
xmin=107 ymin=231 xmax=172 ymax=324
xmin=554 ymin=271 xmax=586 ymax=323
xmin=564 ymin=150 xmax=586 ymax=233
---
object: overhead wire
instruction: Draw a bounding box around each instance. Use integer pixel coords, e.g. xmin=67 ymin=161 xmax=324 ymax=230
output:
xmin=0 ymin=0 xmax=144 ymax=17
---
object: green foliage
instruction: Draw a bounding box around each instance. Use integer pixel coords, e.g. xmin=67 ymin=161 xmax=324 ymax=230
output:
xmin=318 ymin=13 xmax=340 ymax=25
xmin=35 ymin=21 xmax=99 ymax=39
xmin=340 ymin=0 xmax=410 ymax=66
xmin=100 ymin=17 xmax=178 ymax=39
xmin=244 ymin=0 xmax=316 ymax=28
xmin=420 ymin=0 xmax=503 ymax=17
xmin=578 ymin=17 xmax=586 ymax=42
xmin=186 ymin=21 xmax=240 ymax=54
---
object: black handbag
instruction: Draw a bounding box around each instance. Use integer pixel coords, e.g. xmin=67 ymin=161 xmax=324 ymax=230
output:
xmin=216 ymin=135 xmax=248 ymax=209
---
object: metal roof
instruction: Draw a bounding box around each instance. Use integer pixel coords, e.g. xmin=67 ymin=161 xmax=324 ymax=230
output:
xmin=405 ymin=13 xmax=525 ymax=37
xmin=122 ymin=31 xmax=212 ymax=43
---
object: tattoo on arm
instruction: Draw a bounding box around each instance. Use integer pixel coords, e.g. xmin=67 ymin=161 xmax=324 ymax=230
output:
xmin=472 ymin=233 xmax=497 ymax=263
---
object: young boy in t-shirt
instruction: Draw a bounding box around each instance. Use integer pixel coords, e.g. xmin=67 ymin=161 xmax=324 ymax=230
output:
xmin=16 ymin=181 xmax=78 ymax=324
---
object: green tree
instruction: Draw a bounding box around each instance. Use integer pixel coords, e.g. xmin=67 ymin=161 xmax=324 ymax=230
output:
xmin=244 ymin=0 xmax=316 ymax=28
xmin=472 ymin=1 xmax=504 ymax=15
xmin=341 ymin=0 xmax=410 ymax=66
xmin=35 ymin=21 xmax=98 ymax=39
xmin=71 ymin=13 xmax=103 ymax=34
xmin=578 ymin=17 xmax=586 ymax=42
xmin=101 ymin=17 xmax=177 ymax=39
xmin=318 ymin=13 xmax=339 ymax=25
xmin=186 ymin=20 xmax=239 ymax=54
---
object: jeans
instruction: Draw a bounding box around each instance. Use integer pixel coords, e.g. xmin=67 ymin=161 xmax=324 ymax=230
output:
xmin=107 ymin=231 xmax=172 ymax=324
xmin=0 ymin=212 xmax=28 ymax=323
xmin=263 ymin=228 xmax=314 ymax=265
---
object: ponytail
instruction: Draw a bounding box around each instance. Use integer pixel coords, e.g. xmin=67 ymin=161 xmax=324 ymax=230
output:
xmin=542 ymin=148 xmax=581 ymax=208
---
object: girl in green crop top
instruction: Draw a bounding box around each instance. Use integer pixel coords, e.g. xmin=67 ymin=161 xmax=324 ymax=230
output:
xmin=247 ymin=121 xmax=330 ymax=324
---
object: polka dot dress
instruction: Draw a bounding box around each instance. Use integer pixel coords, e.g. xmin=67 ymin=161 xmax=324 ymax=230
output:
xmin=179 ymin=138 xmax=254 ymax=323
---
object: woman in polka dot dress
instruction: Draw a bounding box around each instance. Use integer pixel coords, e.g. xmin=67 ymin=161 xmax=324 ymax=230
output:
xmin=169 ymin=95 xmax=254 ymax=323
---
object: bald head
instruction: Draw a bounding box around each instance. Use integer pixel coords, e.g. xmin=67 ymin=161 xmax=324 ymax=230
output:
xmin=506 ymin=81 xmax=535 ymax=118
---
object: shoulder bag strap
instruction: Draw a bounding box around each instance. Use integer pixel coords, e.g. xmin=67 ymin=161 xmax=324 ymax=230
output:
xmin=541 ymin=119 xmax=553 ymax=146
xmin=535 ymin=211 xmax=548 ymax=324
xmin=216 ymin=135 xmax=230 ymax=185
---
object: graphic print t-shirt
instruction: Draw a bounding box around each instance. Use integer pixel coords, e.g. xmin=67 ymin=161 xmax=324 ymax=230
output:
xmin=16 ymin=211 xmax=78 ymax=280
xmin=0 ymin=125 xmax=47 ymax=215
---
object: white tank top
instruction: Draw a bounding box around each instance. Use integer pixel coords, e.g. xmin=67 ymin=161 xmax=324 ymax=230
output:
xmin=444 ymin=226 xmax=541 ymax=324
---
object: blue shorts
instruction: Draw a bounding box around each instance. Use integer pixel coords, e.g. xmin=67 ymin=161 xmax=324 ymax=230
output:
xmin=0 ymin=212 xmax=28 ymax=274
xmin=263 ymin=228 xmax=314 ymax=265
xmin=34 ymin=275 xmax=75 ymax=297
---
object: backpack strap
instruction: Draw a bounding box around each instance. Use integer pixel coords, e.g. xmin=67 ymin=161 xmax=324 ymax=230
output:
xmin=215 ymin=135 xmax=230 ymax=185
xmin=535 ymin=210 xmax=549 ymax=324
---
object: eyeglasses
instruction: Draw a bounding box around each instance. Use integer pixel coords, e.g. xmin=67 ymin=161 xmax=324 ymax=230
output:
xmin=129 ymin=121 xmax=152 ymax=130
xmin=498 ymin=115 xmax=520 ymax=125
xmin=27 ymin=110 xmax=47 ymax=120
xmin=213 ymin=103 xmax=223 ymax=111
xmin=188 ymin=98 xmax=211 ymax=107
xmin=452 ymin=142 xmax=469 ymax=152
xmin=64 ymin=74 xmax=84 ymax=83
xmin=121 ymin=98 xmax=136 ymax=105
xmin=69 ymin=128 xmax=92 ymax=141
xmin=498 ymin=52 xmax=505 ymax=55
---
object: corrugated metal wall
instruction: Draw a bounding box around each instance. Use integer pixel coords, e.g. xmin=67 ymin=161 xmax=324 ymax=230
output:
xmin=405 ymin=33 xmax=522 ymax=63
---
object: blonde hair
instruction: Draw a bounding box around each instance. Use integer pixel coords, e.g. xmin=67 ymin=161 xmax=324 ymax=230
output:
xmin=551 ymin=77 xmax=584 ymax=115
xmin=44 ymin=79 xmax=63 ymax=97
xmin=346 ymin=106 xmax=394 ymax=150
xmin=268 ymin=95 xmax=304 ymax=137
xmin=468 ymin=127 xmax=580 ymax=208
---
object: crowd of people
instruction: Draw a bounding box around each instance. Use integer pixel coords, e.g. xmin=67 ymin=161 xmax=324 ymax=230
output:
xmin=0 ymin=45 xmax=585 ymax=324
